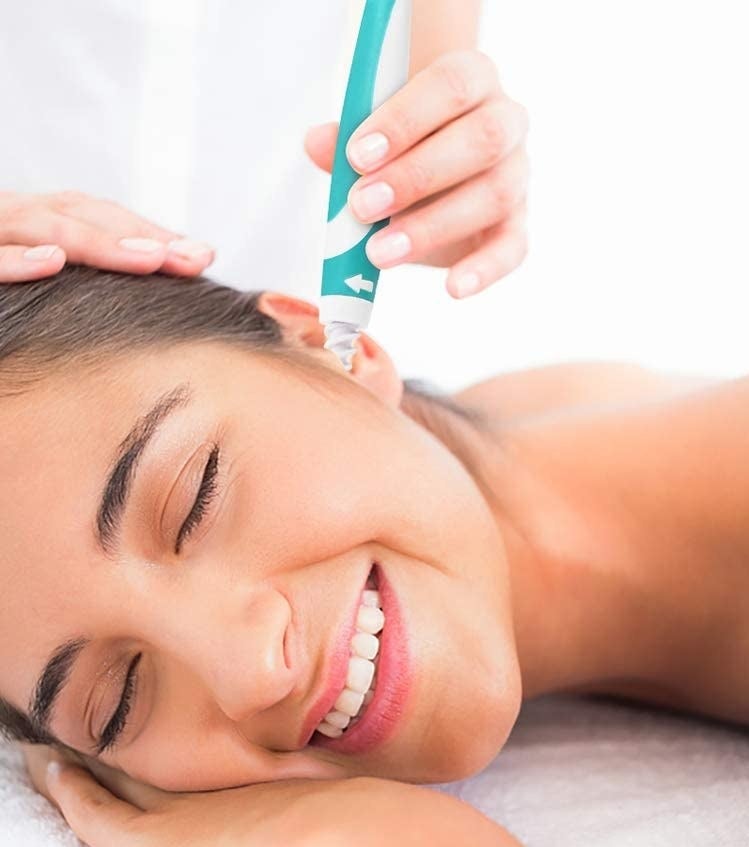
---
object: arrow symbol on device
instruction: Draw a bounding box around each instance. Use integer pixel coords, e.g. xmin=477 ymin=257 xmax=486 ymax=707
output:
xmin=344 ymin=274 xmax=375 ymax=294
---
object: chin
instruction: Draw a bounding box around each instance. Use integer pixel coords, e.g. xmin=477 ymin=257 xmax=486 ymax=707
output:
xmin=428 ymin=660 xmax=523 ymax=784
xmin=377 ymin=645 xmax=522 ymax=785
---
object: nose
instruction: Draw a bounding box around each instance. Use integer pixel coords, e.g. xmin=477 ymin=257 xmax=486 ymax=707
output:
xmin=187 ymin=588 xmax=296 ymax=723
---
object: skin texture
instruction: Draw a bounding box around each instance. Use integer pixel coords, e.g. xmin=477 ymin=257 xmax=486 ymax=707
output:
xmin=1 ymin=295 xmax=521 ymax=792
xmin=14 ymin=323 xmax=749 ymax=846
xmin=6 ymin=6 xmax=745 ymax=840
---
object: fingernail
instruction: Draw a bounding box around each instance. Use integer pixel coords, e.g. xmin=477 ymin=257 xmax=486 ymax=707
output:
xmin=350 ymin=181 xmax=395 ymax=220
xmin=454 ymin=272 xmax=482 ymax=298
xmin=24 ymin=244 xmax=60 ymax=261
xmin=119 ymin=237 xmax=164 ymax=254
xmin=366 ymin=231 xmax=411 ymax=266
xmin=46 ymin=760 xmax=62 ymax=783
xmin=348 ymin=132 xmax=389 ymax=170
xmin=167 ymin=238 xmax=214 ymax=261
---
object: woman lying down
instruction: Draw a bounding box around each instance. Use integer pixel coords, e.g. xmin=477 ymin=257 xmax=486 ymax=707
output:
xmin=2 ymin=266 xmax=747 ymax=846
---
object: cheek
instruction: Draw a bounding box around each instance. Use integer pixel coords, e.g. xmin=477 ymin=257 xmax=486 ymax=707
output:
xmin=226 ymin=399 xmax=442 ymax=567
xmin=369 ymin=545 xmax=519 ymax=785
xmin=122 ymin=705 xmax=343 ymax=791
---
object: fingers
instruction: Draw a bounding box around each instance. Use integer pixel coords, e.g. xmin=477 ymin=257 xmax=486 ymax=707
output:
xmin=0 ymin=244 xmax=65 ymax=283
xmin=366 ymin=146 xmax=528 ymax=270
xmin=0 ymin=191 xmax=215 ymax=282
xmin=45 ymin=759 xmax=144 ymax=847
xmin=20 ymin=743 xmax=60 ymax=799
xmin=3 ymin=209 xmax=172 ymax=274
xmin=346 ymin=50 xmax=500 ymax=173
xmin=304 ymin=122 xmax=339 ymax=173
xmin=52 ymin=192 xmax=214 ymax=276
xmin=81 ymin=754 xmax=172 ymax=812
xmin=445 ymin=210 xmax=528 ymax=298
xmin=52 ymin=190 xmax=176 ymax=242
xmin=349 ymin=98 xmax=528 ymax=224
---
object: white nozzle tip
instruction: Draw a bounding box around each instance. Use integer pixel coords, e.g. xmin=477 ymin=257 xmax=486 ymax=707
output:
xmin=323 ymin=321 xmax=359 ymax=371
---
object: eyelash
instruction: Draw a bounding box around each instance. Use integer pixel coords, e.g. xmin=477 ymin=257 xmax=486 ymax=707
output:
xmin=175 ymin=444 xmax=221 ymax=553
xmin=96 ymin=653 xmax=142 ymax=754
xmin=95 ymin=445 xmax=222 ymax=753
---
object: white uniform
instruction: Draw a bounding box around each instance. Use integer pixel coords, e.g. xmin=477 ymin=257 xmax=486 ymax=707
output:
xmin=0 ymin=0 xmax=354 ymax=297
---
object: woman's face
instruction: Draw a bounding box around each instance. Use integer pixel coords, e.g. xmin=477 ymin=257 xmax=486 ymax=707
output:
xmin=0 ymin=334 xmax=520 ymax=791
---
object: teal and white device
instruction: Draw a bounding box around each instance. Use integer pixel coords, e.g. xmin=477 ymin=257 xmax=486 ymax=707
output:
xmin=320 ymin=0 xmax=412 ymax=370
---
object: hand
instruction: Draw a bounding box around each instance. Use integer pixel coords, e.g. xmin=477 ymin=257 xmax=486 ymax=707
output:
xmin=305 ymin=50 xmax=529 ymax=299
xmin=0 ymin=191 xmax=215 ymax=283
xmin=21 ymin=743 xmax=517 ymax=847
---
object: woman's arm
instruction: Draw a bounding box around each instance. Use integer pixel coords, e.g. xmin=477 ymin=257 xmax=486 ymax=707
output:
xmin=23 ymin=744 xmax=520 ymax=847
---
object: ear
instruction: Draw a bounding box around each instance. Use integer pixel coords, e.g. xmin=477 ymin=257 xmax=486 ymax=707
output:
xmin=256 ymin=291 xmax=403 ymax=408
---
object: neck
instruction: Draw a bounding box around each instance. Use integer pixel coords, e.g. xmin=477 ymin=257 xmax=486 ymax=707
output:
xmin=402 ymin=386 xmax=680 ymax=703
xmin=489 ymin=425 xmax=688 ymax=703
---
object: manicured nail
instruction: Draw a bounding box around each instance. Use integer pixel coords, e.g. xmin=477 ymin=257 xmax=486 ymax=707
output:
xmin=366 ymin=231 xmax=411 ymax=266
xmin=167 ymin=238 xmax=214 ymax=260
xmin=46 ymin=760 xmax=62 ymax=783
xmin=119 ymin=237 xmax=164 ymax=253
xmin=24 ymin=244 xmax=60 ymax=261
xmin=454 ymin=272 xmax=482 ymax=298
xmin=350 ymin=181 xmax=395 ymax=220
xmin=348 ymin=132 xmax=389 ymax=170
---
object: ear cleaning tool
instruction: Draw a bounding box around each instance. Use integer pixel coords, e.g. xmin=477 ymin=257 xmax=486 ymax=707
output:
xmin=320 ymin=0 xmax=412 ymax=370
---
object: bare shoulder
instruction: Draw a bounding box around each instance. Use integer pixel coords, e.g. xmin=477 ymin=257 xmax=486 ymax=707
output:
xmin=453 ymin=361 xmax=715 ymax=422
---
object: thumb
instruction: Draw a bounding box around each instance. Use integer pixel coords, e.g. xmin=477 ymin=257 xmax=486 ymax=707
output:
xmin=304 ymin=122 xmax=339 ymax=173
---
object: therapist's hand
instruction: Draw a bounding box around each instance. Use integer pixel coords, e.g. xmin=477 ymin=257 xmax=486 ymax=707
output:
xmin=305 ymin=50 xmax=529 ymax=299
xmin=0 ymin=191 xmax=215 ymax=283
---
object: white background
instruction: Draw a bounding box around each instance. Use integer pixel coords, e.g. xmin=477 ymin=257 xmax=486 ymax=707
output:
xmin=372 ymin=1 xmax=749 ymax=390
xmin=2 ymin=1 xmax=746 ymax=392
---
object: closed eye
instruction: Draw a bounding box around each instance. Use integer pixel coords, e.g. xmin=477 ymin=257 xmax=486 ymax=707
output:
xmin=95 ymin=652 xmax=142 ymax=754
xmin=175 ymin=444 xmax=220 ymax=553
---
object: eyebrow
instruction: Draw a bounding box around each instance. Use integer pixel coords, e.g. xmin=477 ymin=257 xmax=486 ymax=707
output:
xmin=28 ymin=636 xmax=90 ymax=744
xmin=96 ymin=383 xmax=192 ymax=554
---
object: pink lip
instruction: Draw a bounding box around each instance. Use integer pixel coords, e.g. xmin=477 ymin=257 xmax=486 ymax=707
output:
xmin=296 ymin=569 xmax=369 ymax=749
xmin=310 ymin=563 xmax=412 ymax=756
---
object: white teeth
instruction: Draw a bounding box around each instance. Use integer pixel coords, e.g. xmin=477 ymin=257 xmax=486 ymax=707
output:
xmin=351 ymin=631 xmax=379 ymax=660
xmin=335 ymin=688 xmax=365 ymax=717
xmin=356 ymin=606 xmax=385 ymax=635
xmin=315 ymin=585 xmax=385 ymax=740
xmin=347 ymin=656 xmax=375 ymax=694
xmin=316 ymin=721 xmax=343 ymax=738
xmin=362 ymin=589 xmax=381 ymax=607
xmin=324 ymin=710 xmax=351 ymax=730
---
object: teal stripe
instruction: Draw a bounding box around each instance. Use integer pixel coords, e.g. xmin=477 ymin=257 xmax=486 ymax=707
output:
xmin=327 ymin=0 xmax=396 ymax=221
xmin=321 ymin=219 xmax=388 ymax=300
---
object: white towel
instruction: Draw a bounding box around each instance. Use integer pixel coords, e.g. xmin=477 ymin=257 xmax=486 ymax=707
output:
xmin=2 ymin=696 xmax=748 ymax=846
xmin=437 ymin=696 xmax=749 ymax=845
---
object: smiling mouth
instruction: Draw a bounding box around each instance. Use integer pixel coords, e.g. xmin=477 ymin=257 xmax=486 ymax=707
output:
xmin=312 ymin=568 xmax=384 ymax=739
